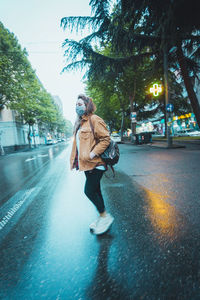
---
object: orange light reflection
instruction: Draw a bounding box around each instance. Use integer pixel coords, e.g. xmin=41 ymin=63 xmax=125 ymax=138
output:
xmin=145 ymin=189 xmax=179 ymax=238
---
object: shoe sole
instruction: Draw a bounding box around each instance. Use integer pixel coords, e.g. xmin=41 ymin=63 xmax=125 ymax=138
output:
xmin=94 ymin=219 xmax=114 ymax=235
xmin=89 ymin=223 xmax=98 ymax=231
xmin=89 ymin=227 xmax=96 ymax=233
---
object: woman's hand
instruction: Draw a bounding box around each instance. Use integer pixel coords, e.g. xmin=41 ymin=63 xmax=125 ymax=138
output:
xmin=89 ymin=151 xmax=96 ymax=159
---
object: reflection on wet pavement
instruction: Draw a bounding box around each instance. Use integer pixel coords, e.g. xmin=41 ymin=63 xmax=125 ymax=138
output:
xmin=85 ymin=235 xmax=128 ymax=300
xmin=0 ymin=144 xmax=66 ymax=206
xmin=145 ymin=189 xmax=178 ymax=238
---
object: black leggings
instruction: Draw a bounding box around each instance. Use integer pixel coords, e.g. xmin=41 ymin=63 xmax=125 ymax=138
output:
xmin=84 ymin=169 xmax=105 ymax=213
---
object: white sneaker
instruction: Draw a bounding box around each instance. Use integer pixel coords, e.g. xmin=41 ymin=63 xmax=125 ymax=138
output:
xmin=89 ymin=217 xmax=100 ymax=231
xmin=94 ymin=213 xmax=114 ymax=235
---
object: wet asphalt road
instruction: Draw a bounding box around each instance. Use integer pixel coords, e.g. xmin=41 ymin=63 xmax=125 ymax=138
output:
xmin=0 ymin=141 xmax=200 ymax=300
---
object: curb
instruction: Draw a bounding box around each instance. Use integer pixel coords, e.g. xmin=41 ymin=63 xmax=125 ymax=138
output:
xmin=121 ymin=140 xmax=198 ymax=149
xmin=149 ymin=143 xmax=186 ymax=149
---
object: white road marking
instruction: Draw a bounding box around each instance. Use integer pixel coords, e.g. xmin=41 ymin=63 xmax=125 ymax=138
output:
xmin=25 ymin=157 xmax=36 ymax=162
xmin=0 ymin=188 xmax=35 ymax=230
xmin=25 ymin=154 xmax=48 ymax=162
xmin=37 ymin=154 xmax=48 ymax=157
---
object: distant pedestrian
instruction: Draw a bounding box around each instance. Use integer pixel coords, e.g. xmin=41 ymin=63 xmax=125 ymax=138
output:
xmin=70 ymin=94 xmax=114 ymax=235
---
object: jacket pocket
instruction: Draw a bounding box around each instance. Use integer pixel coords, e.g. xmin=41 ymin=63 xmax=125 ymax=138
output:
xmin=79 ymin=129 xmax=92 ymax=140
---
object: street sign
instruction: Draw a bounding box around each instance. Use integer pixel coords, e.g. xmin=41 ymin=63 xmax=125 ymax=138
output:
xmin=166 ymin=103 xmax=174 ymax=112
xmin=131 ymin=112 xmax=137 ymax=123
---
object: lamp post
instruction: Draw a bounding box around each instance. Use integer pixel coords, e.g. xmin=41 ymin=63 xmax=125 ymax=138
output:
xmin=163 ymin=45 xmax=173 ymax=148
xmin=149 ymin=61 xmax=173 ymax=147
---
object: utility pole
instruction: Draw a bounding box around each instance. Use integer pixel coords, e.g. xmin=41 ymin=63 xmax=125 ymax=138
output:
xmin=163 ymin=44 xmax=173 ymax=148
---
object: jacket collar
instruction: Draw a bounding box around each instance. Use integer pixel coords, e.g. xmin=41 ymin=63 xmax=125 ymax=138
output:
xmin=81 ymin=113 xmax=92 ymax=122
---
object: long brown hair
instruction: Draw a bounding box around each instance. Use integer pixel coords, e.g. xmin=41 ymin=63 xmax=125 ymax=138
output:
xmin=74 ymin=94 xmax=96 ymax=134
xmin=77 ymin=94 xmax=96 ymax=115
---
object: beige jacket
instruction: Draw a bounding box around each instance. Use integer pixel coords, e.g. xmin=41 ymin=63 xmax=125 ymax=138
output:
xmin=70 ymin=114 xmax=110 ymax=171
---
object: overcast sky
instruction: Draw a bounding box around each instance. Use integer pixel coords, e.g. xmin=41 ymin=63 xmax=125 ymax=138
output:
xmin=0 ymin=0 xmax=92 ymax=123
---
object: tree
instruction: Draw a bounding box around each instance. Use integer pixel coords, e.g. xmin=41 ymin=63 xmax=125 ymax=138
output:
xmin=86 ymin=78 xmax=122 ymax=132
xmin=9 ymin=68 xmax=69 ymax=146
xmin=0 ymin=21 xmax=71 ymax=144
xmin=85 ymin=42 xmax=189 ymax=138
xmin=61 ymin=0 xmax=200 ymax=127
xmin=10 ymin=73 xmax=42 ymax=147
xmin=118 ymin=0 xmax=200 ymax=127
xmin=0 ymin=22 xmax=32 ymax=109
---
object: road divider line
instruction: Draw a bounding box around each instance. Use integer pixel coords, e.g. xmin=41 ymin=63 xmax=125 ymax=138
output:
xmin=25 ymin=157 xmax=36 ymax=162
xmin=0 ymin=188 xmax=35 ymax=231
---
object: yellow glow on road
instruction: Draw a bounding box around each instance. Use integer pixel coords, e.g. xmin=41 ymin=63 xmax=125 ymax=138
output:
xmin=145 ymin=189 xmax=179 ymax=238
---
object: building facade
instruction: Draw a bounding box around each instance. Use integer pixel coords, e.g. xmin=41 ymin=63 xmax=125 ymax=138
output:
xmin=0 ymin=107 xmax=42 ymax=154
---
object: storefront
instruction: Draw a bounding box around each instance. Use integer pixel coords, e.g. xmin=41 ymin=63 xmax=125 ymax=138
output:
xmin=172 ymin=113 xmax=199 ymax=133
xmin=133 ymin=112 xmax=199 ymax=136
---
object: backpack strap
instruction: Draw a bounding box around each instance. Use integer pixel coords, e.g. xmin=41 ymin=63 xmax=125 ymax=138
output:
xmin=103 ymin=165 xmax=115 ymax=178
xmin=110 ymin=165 xmax=115 ymax=176
xmin=88 ymin=116 xmax=96 ymax=140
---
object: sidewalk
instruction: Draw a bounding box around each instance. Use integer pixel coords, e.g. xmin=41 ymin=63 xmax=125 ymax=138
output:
xmin=150 ymin=138 xmax=200 ymax=149
xmin=122 ymin=138 xmax=200 ymax=149
xmin=0 ymin=144 xmax=47 ymax=158
xmin=149 ymin=140 xmax=185 ymax=149
xmin=0 ymin=141 xmax=69 ymax=158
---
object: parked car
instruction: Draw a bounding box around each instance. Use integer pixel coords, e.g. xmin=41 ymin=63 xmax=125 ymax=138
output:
xmin=186 ymin=129 xmax=200 ymax=136
xmin=46 ymin=139 xmax=53 ymax=145
xmin=111 ymin=133 xmax=122 ymax=143
xmin=175 ymin=130 xmax=190 ymax=137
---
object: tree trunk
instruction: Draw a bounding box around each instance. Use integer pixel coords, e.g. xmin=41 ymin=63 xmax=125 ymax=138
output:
xmin=177 ymin=44 xmax=200 ymax=128
xmin=32 ymin=125 xmax=36 ymax=148
xmin=129 ymin=80 xmax=136 ymax=142
xmin=120 ymin=111 xmax=125 ymax=141
xmin=164 ymin=107 xmax=167 ymax=137
xmin=0 ymin=130 xmax=5 ymax=155
xmin=28 ymin=124 xmax=31 ymax=148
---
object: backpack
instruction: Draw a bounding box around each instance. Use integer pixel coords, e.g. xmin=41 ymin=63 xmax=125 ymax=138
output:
xmin=100 ymin=139 xmax=120 ymax=166
xmin=89 ymin=116 xmax=120 ymax=175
